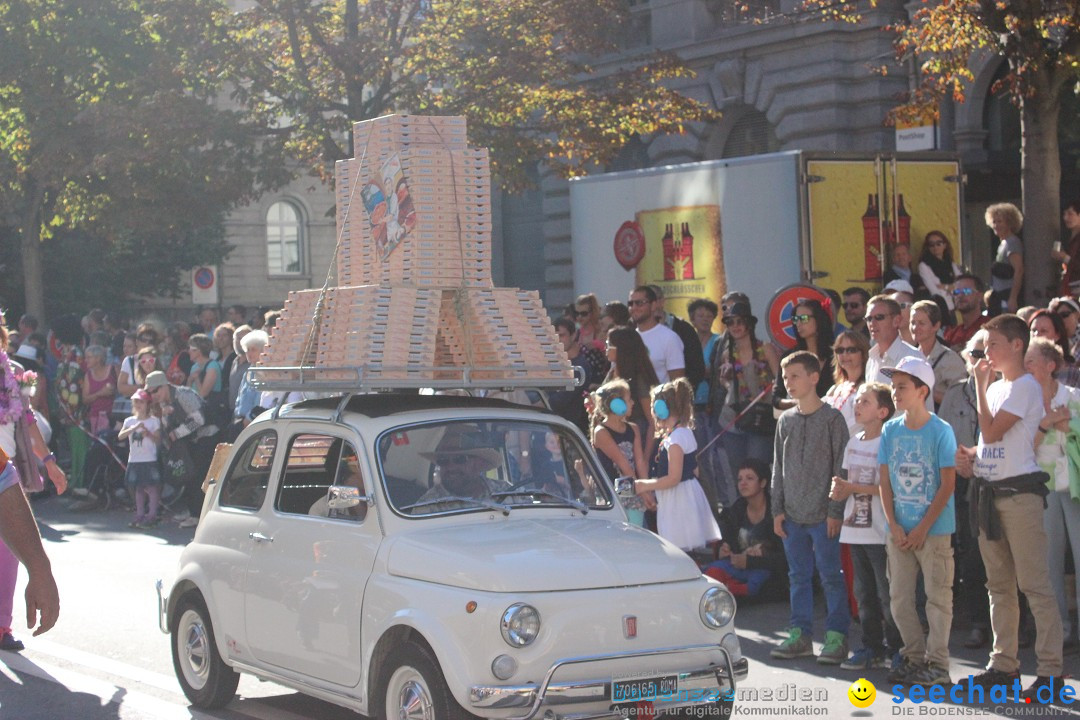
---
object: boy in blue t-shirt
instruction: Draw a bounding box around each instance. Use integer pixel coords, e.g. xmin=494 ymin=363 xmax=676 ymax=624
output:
xmin=879 ymin=356 xmax=957 ymax=687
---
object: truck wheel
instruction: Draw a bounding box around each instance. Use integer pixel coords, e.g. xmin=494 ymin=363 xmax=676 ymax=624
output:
xmin=171 ymin=594 xmax=240 ymax=709
xmin=378 ymin=641 xmax=470 ymax=720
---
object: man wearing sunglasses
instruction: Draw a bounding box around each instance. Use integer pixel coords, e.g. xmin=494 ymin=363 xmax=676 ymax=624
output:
xmin=417 ymin=428 xmax=503 ymax=508
xmin=864 ymin=295 xmax=930 ymax=410
xmin=943 ymin=273 xmax=987 ymax=352
xmin=628 ymin=286 xmax=685 ymax=383
xmin=841 ymin=288 xmax=871 ymax=338
xmin=648 ymin=285 xmax=705 ymax=390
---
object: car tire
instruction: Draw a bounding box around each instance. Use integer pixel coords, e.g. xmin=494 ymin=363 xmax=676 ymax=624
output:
xmin=171 ymin=594 xmax=240 ymax=709
xmin=377 ymin=641 xmax=471 ymax=720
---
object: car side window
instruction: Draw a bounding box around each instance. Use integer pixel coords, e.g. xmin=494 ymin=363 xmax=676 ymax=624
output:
xmin=275 ymin=434 xmax=341 ymax=516
xmin=219 ymin=431 xmax=277 ymax=511
xmin=324 ymin=443 xmax=367 ymax=523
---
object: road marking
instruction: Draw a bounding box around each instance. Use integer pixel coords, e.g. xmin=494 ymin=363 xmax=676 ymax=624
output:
xmin=3 ymin=642 xmax=346 ymax=720
xmin=0 ymin=650 xmax=211 ymax=719
xmin=26 ymin=637 xmax=183 ymax=695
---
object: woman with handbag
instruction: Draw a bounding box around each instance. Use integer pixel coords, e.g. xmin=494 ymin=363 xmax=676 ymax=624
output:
xmin=715 ymin=302 xmax=779 ymax=474
xmin=0 ymin=321 xmax=67 ymax=651
xmin=1026 ymin=337 xmax=1080 ymax=653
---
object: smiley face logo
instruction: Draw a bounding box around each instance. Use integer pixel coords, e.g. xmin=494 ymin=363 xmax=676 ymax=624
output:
xmin=848 ymin=678 xmax=876 ymax=708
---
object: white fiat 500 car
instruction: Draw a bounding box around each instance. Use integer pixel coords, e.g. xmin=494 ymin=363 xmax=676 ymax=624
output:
xmin=159 ymin=393 xmax=747 ymax=719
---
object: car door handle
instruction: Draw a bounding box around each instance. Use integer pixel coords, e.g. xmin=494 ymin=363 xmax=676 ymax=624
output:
xmin=249 ymin=532 xmax=274 ymax=543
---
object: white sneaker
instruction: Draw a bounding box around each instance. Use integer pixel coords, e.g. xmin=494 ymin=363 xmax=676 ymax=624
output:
xmin=178 ymin=516 xmax=199 ymax=528
xmin=172 ymin=510 xmax=191 ymax=522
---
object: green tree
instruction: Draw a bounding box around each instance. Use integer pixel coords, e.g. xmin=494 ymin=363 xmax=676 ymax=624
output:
xmin=0 ymin=0 xmax=289 ymax=321
xmin=225 ymin=0 xmax=715 ymax=189
xmin=803 ymin=0 xmax=1080 ymax=304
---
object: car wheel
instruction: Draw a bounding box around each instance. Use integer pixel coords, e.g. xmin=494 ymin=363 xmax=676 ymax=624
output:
xmin=171 ymin=594 xmax=240 ymax=709
xmin=378 ymin=641 xmax=470 ymax=720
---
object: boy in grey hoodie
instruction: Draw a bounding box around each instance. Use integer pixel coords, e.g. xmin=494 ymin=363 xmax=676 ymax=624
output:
xmin=770 ymin=351 xmax=851 ymax=664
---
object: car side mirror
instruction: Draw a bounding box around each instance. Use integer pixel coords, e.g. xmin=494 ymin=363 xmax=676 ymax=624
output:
xmin=327 ymin=485 xmax=373 ymax=510
xmin=614 ymin=476 xmax=636 ymax=500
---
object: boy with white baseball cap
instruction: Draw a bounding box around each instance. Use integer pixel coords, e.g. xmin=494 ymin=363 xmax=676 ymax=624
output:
xmin=878 ymin=356 xmax=957 ymax=687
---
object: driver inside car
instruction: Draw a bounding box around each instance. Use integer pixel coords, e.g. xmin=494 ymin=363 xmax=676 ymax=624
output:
xmin=414 ymin=427 xmax=503 ymax=510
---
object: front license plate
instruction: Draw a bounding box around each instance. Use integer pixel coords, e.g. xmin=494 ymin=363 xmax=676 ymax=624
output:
xmin=611 ymin=675 xmax=678 ymax=702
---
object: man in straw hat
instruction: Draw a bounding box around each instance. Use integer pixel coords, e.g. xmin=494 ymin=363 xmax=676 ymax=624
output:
xmin=414 ymin=426 xmax=503 ymax=509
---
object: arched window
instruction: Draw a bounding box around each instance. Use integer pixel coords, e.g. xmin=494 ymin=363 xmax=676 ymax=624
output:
xmin=266 ymin=201 xmax=304 ymax=275
xmin=721 ymin=109 xmax=779 ymax=159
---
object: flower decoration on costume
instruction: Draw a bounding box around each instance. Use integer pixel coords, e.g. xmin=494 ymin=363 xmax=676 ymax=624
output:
xmin=0 ymin=351 xmax=25 ymax=427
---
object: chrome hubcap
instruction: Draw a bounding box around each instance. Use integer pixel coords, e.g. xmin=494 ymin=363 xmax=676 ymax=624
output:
xmin=178 ymin=610 xmax=210 ymax=689
xmin=390 ymin=669 xmax=434 ymax=720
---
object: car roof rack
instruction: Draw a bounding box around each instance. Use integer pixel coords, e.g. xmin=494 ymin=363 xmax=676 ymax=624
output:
xmin=248 ymin=364 xmax=583 ymax=394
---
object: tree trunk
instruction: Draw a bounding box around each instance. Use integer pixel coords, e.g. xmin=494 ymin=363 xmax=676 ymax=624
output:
xmin=19 ymin=188 xmax=46 ymax=324
xmin=1019 ymin=84 xmax=1062 ymax=306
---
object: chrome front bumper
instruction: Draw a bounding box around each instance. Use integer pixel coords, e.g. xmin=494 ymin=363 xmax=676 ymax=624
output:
xmin=469 ymin=642 xmax=748 ymax=720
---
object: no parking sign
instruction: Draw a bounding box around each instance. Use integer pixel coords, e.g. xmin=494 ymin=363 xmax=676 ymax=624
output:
xmin=766 ymin=283 xmax=833 ymax=350
xmin=191 ymin=266 xmax=219 ymax=305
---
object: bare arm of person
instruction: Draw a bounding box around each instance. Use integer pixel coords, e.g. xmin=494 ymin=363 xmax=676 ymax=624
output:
xmin=0 ymin=483 xmax=60 ymax=635
xmin=903 ymin=467 xmax=955 ymax=550
xmin=636 ymin=443 xmax=683 ymax=492
xmin=1007 ymin=252 xmax=1024 ymax=312
xmin=117 ymin=421 xmax=139 ymax=441
xmin=630 ymin=424 xmax=647 ymax=478
xmin=116 ymin=367 xmax=137 ymax=397
xmin=973 ymin=359 xmax=1021 ymax=443
xmin=879 ymin=463 xmax=905 ymax=547
xmin=28 ymin=420 xmax=66 ymax=495
xmin=194 ymin=366 xmax=218 ymax=399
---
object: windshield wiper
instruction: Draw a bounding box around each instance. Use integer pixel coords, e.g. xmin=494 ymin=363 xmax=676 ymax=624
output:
xmin=491 ymin=488 xmax=589 ymax=514
xmin=401 ymin=495 xmax=511 ymax=516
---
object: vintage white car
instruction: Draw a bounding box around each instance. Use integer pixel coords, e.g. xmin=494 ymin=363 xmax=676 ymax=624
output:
xmin=158 ymin=393 xmax=747 ymax=719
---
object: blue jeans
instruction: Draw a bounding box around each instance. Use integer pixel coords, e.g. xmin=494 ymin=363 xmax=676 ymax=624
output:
xmin=704 ymin=558 xmax=773 ymax=597
xmin=781 ymin=519 xmax=851 ymax=637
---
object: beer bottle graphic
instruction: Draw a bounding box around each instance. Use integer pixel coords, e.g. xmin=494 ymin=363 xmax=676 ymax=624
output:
xmin=861 ymin=193 xmax=883 ymax=281
xmin=662 ymin=223 xmax=676 ymax=281
xmin=678 ymin=222 xmax=695 ymax=279
xmin=896 ymin=194 xmax=911 ymax=248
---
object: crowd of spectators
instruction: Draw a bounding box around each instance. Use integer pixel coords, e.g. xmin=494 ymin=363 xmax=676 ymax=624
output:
xmin=1 ymin=304 xmax=282 ymax=533
xmin=549 ymin=200 xmax=1080 ymax=699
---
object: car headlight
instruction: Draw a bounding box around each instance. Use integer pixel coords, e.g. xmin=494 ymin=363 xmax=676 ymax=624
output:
xmin=700 ymin=586 xmax=736 ymax=629
xmin=500 ymin=603 xmax=541 ymax=647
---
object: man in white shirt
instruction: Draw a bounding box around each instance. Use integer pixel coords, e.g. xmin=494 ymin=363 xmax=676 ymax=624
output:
xmin=865 ymin=295 xmax=930 ymax=410
xmin=629 ymin=286 xmax=684 ymax=383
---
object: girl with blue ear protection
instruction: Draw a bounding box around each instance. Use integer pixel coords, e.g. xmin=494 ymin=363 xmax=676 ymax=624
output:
xmin=589 ymin=380 xmax=648 ymax=526
xmin=633 ymin=378 xmax=722 ymax=551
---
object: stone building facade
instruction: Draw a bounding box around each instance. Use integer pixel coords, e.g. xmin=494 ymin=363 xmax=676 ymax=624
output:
xmin=157 ymin=0 xmax=1055 ymax=318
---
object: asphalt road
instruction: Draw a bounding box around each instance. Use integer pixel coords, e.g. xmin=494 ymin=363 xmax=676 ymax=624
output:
xmin=2 ymin=495 xmax=1079 ymax=720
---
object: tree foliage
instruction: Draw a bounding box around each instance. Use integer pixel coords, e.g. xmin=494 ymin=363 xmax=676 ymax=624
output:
xmin=798 ymin=0 xmax=1080 ymax=303
xmin=224 ymin=0 xmax=716 ymax=189
xmin=0 ymin=0 xmax=290 ymax=320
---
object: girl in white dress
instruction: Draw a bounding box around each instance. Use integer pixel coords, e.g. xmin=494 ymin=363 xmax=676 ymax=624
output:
xmin=634 ymin=379 xmax=722 ymax=552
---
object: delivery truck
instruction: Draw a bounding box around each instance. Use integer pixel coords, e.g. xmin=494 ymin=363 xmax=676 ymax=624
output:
xmin=569 ymin=150 xmax=965 ymax=336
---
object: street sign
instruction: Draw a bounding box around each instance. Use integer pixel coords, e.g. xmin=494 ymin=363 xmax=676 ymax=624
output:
xmin=191 ymin=266 xmax=219 ymax=305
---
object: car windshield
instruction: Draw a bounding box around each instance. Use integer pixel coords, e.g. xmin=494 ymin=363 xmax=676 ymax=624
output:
xmin=378 ymin=420 xmax=615 ymax=516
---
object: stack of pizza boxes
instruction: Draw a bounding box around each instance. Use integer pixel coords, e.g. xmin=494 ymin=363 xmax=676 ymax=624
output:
xmin=263 ymin=114 xmax=572 ymax=386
